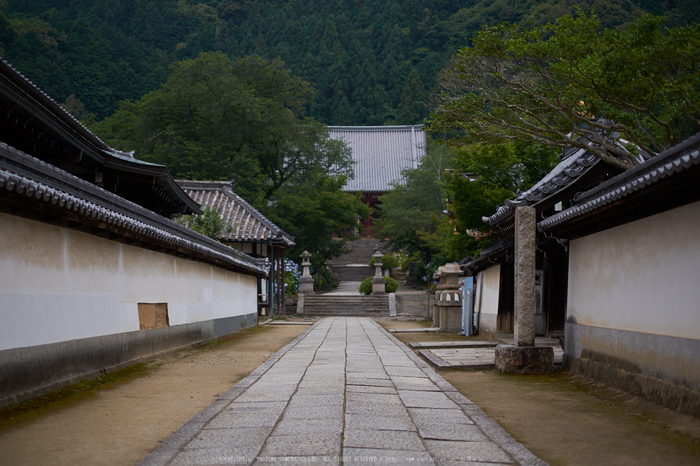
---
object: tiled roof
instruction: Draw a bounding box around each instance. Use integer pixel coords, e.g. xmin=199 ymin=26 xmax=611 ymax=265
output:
xmin=0 ymin=143 xmax=267 ymax=276
xmin=177 ymin=181 xmax=294 ymax=247
xmin=0 ymin=58 xmax=200 ymax=216
xmin=483 ymin=147 xmax=600 ymax=228
xmin=538 ymin=132 xmax=700 ymax=232
xmin=328 ymin=125 xmax=425 ymax=193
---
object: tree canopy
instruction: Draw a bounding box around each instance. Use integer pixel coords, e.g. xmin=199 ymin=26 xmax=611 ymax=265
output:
xmin=428 ymin=12 xmax=700 ymax=170
xmin=374 ymin=138 xmax=455 ymax=259
xmin=2 ymin=1 xmax=691 ymax=125
xmin=94 ymin=52 xmax=353 ymax=206
xmin=438 ymin=142 xmax=559 ymax=260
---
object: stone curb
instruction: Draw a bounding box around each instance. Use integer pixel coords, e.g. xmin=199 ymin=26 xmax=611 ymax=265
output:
xmin=370 ymin=319 xmax=549 ymax=466
xmin=138 ymin=321 xmax=322 ymax=466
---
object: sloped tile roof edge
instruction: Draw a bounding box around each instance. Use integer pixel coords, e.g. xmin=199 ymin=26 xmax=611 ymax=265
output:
xmin=0 ymin=143 xmax=267 ymax=277
xmin=0 ymin=58 xmax=201 ymax=215
xmin=177 ymin=180 xmax=295 ymax=246
xmin=459 ymin=236 xmax=515 ymax=276
xmin=538 ymin=133 xmax=700 ymax=232
xmin=484 ymin=147 xmax=600 ymax=229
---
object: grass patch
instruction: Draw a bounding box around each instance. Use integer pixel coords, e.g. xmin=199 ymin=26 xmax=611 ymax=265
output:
xmin=0 ymin=363 xmax=151 ymax=432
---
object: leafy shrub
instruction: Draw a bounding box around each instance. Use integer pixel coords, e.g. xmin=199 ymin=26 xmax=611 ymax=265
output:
xmin=313 ymin=265 xmax=339 ymax=291
xmin=400 ymin=256 xmax=418 ymax=271
xmin=385 ymin=276 xmax=398 ymax=293
xmin=369 ymin=252 xmax=400 ymax=269
xmin=284 ymin=259 xmax=301 ymax=297
xmin=359 ymin=276 xmax=398 ymax=294
xmin=359 ymin=277 xmax=373 ymax=295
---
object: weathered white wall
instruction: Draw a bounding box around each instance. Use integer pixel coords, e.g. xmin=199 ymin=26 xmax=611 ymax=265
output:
xmin=0 ymin=213 xmax=258 ymax=351
xmin=474 ymin=264 xmax=501 ymax=335
xmin=567 ymin=200 xmax=700 ymax=340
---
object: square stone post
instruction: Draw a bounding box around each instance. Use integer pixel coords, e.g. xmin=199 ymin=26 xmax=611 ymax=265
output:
xmin=495 ymin=206 xmax=553 ymax=374
xmin=514 ymin=206 xmax=536 ymax=346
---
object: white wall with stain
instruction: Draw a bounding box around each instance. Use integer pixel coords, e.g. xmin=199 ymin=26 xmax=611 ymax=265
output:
xmin=0 ymin=213 xmax=258 ymax=351
xmin=567 ymin=200 xmax=700 ymax=340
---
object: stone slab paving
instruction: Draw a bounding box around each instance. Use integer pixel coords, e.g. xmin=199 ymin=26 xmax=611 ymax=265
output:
xmin=409 ymin=341 xmax=499 ymax=349
xmin=140 ymin=317 xmax=547 ymax=466
xmin=420 ymin=347 xmax=564 ymax=369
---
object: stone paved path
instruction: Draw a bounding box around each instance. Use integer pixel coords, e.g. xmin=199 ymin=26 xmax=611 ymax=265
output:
xmin=141 ymin=317 xmax=546 ymax=466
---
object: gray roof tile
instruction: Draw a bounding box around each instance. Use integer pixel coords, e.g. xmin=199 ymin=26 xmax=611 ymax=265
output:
xmin=328 ymin=125 xmax=425 ymax=193
xmin=0 ymin=143 xmax=266 ymax=276
xmin=538 ymin=132 xmax=700 ymax=232
xmin=178 ymin=181 xmax=294 ymax=247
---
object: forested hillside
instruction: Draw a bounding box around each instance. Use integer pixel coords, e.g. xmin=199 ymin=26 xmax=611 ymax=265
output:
xmin=1 ymin=0 xmax=697 ymax=125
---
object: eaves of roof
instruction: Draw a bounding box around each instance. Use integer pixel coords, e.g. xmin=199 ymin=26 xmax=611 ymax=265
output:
xmin=177 ymin=180 xmax=295 ymax=247
xmin=484 ymin=147 xmax=600 ymax=230
xmin=538 ymin=132 xmax=700 ymax=232
xmin=0 ymin=59 xmax=200 ymax=216
xmin=459 ymin=236 xmax=514 ymax=276
xmin=0 ymin=143 xmax=267 ymax=277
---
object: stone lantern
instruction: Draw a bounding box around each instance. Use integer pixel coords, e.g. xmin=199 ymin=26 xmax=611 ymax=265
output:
xmin=434 ymin=262 xmax=463 ymax=333
xmin=299 ymin=250 xmax=314 ymax=294
xmin=371 ymin=251 xmax=385 ymax=294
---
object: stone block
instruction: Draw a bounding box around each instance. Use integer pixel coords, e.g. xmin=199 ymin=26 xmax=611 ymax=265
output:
xmin=494 ymin=345 xmax=553 ymax=374
xmin=299 ymin=276 xmax=314 ymax=294
xmin=438 ymin=306 xmax=462 ymax=333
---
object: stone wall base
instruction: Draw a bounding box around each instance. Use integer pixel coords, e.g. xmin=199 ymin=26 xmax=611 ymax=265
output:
xmin=565 ymin=353 xmax=700 ymax=419
xmin=495 ymin=345 xmax=553 ymax=374
xmin=565 ymin=322 xmax=700 ymax=419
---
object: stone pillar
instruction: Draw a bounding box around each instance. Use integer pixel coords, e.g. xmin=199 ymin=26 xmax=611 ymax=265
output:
xmin=435 ymin=263 xmax=463 ymax=333
xmin=495 ymin=206 xmax=553 ymax=374
xmin=299 ymin=250 xmax=314 ymax=294
xmin=514 ymin=206 xmax=536 ymax=346
xmin=371 ymin=251 xmax=386 ymax=294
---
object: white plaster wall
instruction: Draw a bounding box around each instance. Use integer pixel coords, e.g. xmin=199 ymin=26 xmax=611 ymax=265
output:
xmin=0 ymin=213 xmax=258 ymax=351
xmin=567 ymin=201 xmax=700 ymax=340
xmin=475 ymin=264 xmax=501 ymax=318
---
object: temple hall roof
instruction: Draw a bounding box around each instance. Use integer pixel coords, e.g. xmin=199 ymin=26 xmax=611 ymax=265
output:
xmin=328 ymin=125 xmax=425 ymax=193
xmin=177 ymin=180 xmax=294 ymax=247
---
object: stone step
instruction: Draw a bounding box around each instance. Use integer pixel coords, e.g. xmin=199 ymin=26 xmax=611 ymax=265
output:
xmin=299 ymin=294 xmax=389 ymax=316
xmin=332 ymin=265 xmax=374 ymax=282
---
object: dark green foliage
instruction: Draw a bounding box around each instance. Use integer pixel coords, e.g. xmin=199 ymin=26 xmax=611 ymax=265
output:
xmin=2 ymin=1 xmax=685 ymax=125
xmin=313 ymin=265 xmax=339 ymax=292
xmin=359 ymin=276 xmax=398 ymax=295
xmin=175 ymin=207 xmax=232 ymax=240
xmin=430 ymin=12 xmax=700 ymax=169
xmin=94 ymin=52 xmax=353 ymax=205
xmin=264 ymin=174 xmax=368 ymax=264
xmin=439 ymin=142 xmax=559 ymax=260
xmin=370 ymin=253 xmax=400 ymax=269
xmin=374 ymin=137 xmax=456 ymax=260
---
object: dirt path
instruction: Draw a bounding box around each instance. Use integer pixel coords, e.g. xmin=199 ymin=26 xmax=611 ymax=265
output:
xmin=383 ymin=319 xmax=700 ymax=466
xmin=0 ymin=324 xmax=307 ymax=466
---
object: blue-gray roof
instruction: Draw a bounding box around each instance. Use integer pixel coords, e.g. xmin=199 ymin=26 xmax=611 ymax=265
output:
xmin=328 ymin=125 xmax=425 ymax=193
xmin=178 ymin=180 xmax=294 ymax=247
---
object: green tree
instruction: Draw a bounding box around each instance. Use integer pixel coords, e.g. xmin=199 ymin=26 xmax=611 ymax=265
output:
xmin=396 ymin=69 xmax=428 ymax=124
xmin=265 ymin=174 xmax=368 ymax=264
xmin=429 ymin=12 xmax=700 ymax=170
xmin=374 ymin=138 xmax=456 ymax=259
xmin=438 ymin=142 xmax=559 ymax=260
xmin=175 ymin=207 xmax=233 ymax=240
xmin=93 ymin=52 xmax=353 ymax=206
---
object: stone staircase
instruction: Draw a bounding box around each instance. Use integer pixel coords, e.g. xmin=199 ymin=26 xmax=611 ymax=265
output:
xmin=330 ymin=239 xmax=383 ymax=282
xmin=298 ymin=294 xmax=389 ymax=316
